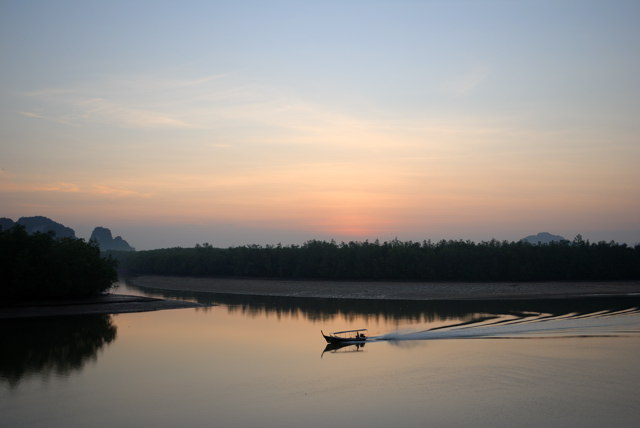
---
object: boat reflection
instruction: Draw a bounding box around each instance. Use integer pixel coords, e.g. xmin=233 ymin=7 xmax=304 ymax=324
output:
xmin=0 ymin=314 xmax=117 ymax=388
xmin=321 ymin=341 xmax=366 ymax=358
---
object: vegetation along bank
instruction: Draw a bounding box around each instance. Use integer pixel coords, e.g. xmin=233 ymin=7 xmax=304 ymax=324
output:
xmin=115 ymin=237 xmax=640 ymax=282
xmin=1 ymin=225 xmax=118 ymax=302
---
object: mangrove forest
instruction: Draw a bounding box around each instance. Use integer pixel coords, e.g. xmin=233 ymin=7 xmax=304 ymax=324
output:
xmin=1 ymin=225 xmax=118 ymax=302
xmin=115 ymin=236 xmax=640 ymax=282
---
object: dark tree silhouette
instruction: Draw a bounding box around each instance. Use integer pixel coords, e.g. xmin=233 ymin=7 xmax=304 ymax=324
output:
xmin=114 ymin=236 xmax=640 ymax=282
xmin=1 ymin=225 xmax=118 ymax=301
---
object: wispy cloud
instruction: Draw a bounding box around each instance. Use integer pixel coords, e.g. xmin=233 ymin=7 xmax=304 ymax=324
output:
xmin=36 ymin=182 xmax=80 ymax=192
xmin=444 ymin=64 xmax=490 ymax=96
xmin=18 ymin=111 xmax=45 ymax=119
xmin=77 ymin=97 xmax=195 ymax=128
xmin=23 ymin=88 xmax=76 ymax=97
xmin=18 ymin=72 xmax=417 ymax=142
xmin=0 ymin=174 xmax=152 ymax=200
xmin=92 ymin=184 xmax=152 ymax=198
xmin=19 ymin=72 xmax=398 ymax=137
xmin=20 ymin=75 xmax=217 ymax=129
xmin=0 ymin=180 xmax=80 ymax=193
xmin=150 ymin=73 xmax=229 ymax=88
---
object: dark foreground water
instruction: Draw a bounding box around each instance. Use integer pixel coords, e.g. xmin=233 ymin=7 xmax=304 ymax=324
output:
xmin=2 ymin=281 xmax=640 ymax=427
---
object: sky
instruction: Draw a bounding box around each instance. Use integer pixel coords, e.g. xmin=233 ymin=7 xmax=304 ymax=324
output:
xmin=1 ymin=0 xmax=639 ymax=250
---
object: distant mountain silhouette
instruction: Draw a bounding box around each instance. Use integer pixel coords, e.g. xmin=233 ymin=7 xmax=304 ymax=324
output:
xmin=521 ymin=232 xmax=567 ymax=244
xmin=0 ymin=217 xmax=14 ymax=231
xmin=15 ymin=216 xmax=76 ymax=238
xmin=90 ymin=226 xmax=135 ymax=251
xmin=2 ymin=216 xmax=134 ymax=250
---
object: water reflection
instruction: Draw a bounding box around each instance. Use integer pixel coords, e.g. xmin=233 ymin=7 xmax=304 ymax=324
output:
xmin=121 ymin=281 xmax=640 ymax=325
xmin=3 ymin=290 xmax=640 ymax=427
xmin=0 ymin=315 xmax=117 ymax=388
xmin=321 ymin=342 xmax=366 ymax=358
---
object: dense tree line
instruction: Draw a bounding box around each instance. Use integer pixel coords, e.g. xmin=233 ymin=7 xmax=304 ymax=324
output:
xmin=1 ymin=225 xmax=118 ymax=302
xmin=115 ymin=236 xmax=640 ymax=281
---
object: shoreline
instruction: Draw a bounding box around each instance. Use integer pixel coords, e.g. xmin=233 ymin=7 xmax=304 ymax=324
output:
xmin=4 ymin=277 xmax=639 ymax=319
xmin=127 ymin=275 xmax=640 ymax=301
xmin=0 ymin=294 xmax=205 ymax=319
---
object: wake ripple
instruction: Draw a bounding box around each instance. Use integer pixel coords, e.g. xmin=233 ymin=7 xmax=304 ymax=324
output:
xmin=374 ymin=307 xmax=640 ymax=341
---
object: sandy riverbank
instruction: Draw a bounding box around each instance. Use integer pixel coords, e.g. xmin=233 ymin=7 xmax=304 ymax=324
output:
xmin=0 ymin=294 xmax=205 ymax=319
xmin=127 ymin=275 xmax=640 ymax=301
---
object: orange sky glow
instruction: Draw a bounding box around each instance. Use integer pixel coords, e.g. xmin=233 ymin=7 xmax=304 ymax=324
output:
xmin=1 ymin=1 xmax=639 ymax=249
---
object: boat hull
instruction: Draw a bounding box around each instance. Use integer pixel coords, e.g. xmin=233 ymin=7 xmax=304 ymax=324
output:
xmin=322 ymin=332 xmax=367 ymax=344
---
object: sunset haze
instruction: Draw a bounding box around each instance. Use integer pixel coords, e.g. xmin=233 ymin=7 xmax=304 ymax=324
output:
xmin=1 ymin=0 xmax=639 ymax=249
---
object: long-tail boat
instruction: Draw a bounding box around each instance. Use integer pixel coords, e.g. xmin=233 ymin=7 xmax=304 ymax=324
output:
xmin=321 ymin=328 xmax=367 ymax=344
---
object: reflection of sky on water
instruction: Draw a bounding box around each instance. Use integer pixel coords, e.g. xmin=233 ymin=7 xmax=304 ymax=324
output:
xmin=3 ymin=284 xmax=640 ymax=427
xmin=117 ymin=280 xmax=640 ymax=333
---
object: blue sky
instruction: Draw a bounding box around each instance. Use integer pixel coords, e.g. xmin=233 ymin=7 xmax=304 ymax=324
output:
xmin=1 ymin=0 xmax=639 ymax=249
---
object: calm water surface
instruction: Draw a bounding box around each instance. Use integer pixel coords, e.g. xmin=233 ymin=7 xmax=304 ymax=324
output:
xmin=2 ymin=281 xmax=640 ymax=427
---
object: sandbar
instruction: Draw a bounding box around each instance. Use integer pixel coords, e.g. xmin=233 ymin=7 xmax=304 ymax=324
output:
xmin=0 ymin=294 xmax=204 ymax=319
xmin=128 ymin=275 xmax=640 ymax=301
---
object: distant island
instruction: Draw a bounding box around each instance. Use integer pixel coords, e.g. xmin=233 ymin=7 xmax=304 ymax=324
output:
xmin=90 ymin=226 xmax=135 ymax=252
xmin=0 ymin=216 xmax=75 ymax=238
xmin=521 ymin=232 xmax=567 ymax=244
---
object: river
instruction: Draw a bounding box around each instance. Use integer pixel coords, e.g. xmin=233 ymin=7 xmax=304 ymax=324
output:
xmin=2 ymin=281 xmax=640 ymax=427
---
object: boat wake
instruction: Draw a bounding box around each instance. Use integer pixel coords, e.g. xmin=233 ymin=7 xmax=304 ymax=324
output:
xmin=374 ymin=307 xmax=640 ymax=341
